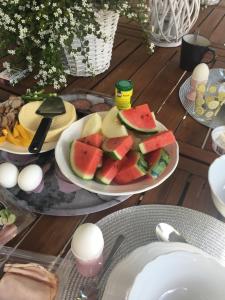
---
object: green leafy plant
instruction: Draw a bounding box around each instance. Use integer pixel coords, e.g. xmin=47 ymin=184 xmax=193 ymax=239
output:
xmin=0 ymin=0 xmax=153 ymax=89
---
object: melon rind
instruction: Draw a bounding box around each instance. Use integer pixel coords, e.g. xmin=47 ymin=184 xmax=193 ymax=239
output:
xmin=148 ymin=149 xmax=170 ymax=178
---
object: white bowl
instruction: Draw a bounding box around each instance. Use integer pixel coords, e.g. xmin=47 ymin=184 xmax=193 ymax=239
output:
xmin=55 ymin=112 xmax=179 ymax=196
xmin=102 ymin=242 xmax=220 ymax=300
xmin=128 ymin=251 xmax=225 ymax=300
xmin=208 ymin=155 xmax=225 ymax=217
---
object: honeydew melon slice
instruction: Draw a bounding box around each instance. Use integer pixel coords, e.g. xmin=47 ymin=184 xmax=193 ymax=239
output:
xmin=81 ymin=113 xmax=102 ymax=138
xmin=102 ymin=106 xmax=128 ymax=138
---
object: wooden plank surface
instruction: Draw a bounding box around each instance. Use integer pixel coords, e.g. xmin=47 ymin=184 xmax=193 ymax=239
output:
xmin=1 ymin=2 xmax=225 ymax=257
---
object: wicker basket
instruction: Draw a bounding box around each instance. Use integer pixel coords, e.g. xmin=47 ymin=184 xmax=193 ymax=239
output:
xmin=63 ymin=10 xmax=119 ymax=77
xmin=149 ymin=0 xmax=200 ymax=47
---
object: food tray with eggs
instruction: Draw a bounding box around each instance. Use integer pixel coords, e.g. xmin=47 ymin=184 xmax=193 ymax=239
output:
xmin=179 ymin=68 xmax=225 ymax=129
xmin=0 ymin=90 xmax=127 ymax=216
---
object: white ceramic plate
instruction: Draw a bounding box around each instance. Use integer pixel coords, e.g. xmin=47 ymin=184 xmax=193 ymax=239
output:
xmin=128 ymin=251 xmax=225 ymax=300
xmin=55 ymin=112 xmax=179 ymax=196
xmin=0 ymin=140 xmax=56 ymax=154
xmin=102 ymin=242 xmax=224 ymax=300
xmin=208 ymin=155 xmax=225 ymax=217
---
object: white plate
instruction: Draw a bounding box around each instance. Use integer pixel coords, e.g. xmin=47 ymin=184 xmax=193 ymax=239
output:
xmin=208 ymin=155 xmax=225 ymax=217
xmin=128 ymin=251 xmax=225 ymax=300
xmin=55 ymin=112 xmax=179 ymax=196
xmin=0 ymin=140 xmax=56 ymax=154
xmin=102 ymin=242 xmax=223 ymax=300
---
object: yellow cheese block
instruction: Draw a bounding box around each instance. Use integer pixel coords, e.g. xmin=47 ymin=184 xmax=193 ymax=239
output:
xmin=18 ymin=100 xmax=76 ymax=142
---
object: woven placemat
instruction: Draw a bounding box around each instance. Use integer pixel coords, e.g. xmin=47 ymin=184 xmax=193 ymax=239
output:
xmin=57 ymin=205 xmax=225 ymax=299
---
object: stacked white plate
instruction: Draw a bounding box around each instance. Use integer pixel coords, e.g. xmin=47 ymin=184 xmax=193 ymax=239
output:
xmin=102 ymin=242 xmax=225 ymax=300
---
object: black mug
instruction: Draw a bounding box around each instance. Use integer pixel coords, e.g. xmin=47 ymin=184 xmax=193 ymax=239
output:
xmin=180 ymin=34 xmax=216 ymax=72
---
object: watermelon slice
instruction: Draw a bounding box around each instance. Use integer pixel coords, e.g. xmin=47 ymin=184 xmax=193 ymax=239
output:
xmin=145 ymin=148 xmax=170 ymax=178
xmin=102 ymin=135 xmax=133 ymax=160
xmin=118 ymin=104 xmax=157 ymax=133
xmin=70 ymin=141 xmax=102 ymax=180
xmin=139 ymin=130 xmax=176 ymax=154
xmin=114 ymin=151 xmax=147 ymax=184
xmin=95 ymin=157 xmax=122 ymax=184
xmin=79 ymin=132 xmax=103 ymax=148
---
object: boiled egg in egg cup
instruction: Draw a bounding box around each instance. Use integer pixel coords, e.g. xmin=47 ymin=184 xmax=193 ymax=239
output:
xmin=187 ymin=63 xmax=209 ymax=101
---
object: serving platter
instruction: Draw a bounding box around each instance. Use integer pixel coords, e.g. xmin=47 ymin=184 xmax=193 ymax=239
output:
xmin=179 ymin=68 xmax=225 ymax=129
xmin=0 ymin=89 xmax=114 ymax=154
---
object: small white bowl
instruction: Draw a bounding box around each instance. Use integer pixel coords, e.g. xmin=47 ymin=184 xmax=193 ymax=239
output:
xmin=211 ymin=126 xmax=225 ymax=155
xmin=208 ymin=155 xmax=225 ymax=217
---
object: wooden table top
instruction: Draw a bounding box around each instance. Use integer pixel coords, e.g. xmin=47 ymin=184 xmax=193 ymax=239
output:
xmin=1 ymin=2 xmax=225 ymax=257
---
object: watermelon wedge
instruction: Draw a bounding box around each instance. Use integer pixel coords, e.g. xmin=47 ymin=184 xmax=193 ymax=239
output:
xmin=118 ymin=104 xmax=157 ymax=133
xmin=114 ymin=151 xmax=147 ymax=184
xmin=79 ymin=132 xmax=103 ymax=148
xmin=102 ymin=135 xmax=133 ymax=160
xmin=139 ymin=130 xmax=176 ymax=154
xmin=145 ymin=148 xmax=170 ymax=178
xmin=95 ymin=157 xmax=122 ymax=184
xmin=70 ymin=141 xmax=102 ymax=180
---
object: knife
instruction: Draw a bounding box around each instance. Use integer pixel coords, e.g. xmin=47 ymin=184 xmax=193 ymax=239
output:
xmin=28 ymin=96 xmax=66 ymax=154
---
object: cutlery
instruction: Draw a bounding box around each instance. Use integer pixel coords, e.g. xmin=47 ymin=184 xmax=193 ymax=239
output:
xmin=77 ymin=234 xmax=125 ymax=300
xmin=156 ymin=223 xmax=187 ymax=243
xmin=28 ymin=96 xmax=65 ymax=154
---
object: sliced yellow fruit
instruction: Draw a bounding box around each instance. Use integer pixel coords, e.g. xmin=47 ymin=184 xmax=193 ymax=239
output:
xmin=197 ymin=84 xmax=206 ymax=94
xmin=0 ymin=136 xmax=6 ymax=144
xmin=2 ymin=129 xmax=8 ymax=137
xmin=16 ymin=124 xmax=32 ymax=140
xmin=205 ymin=96 xmax=214 ymax=105
xmin=13 ymin=123 xmax=20 ymax=138
xmin=218 ymin=92 xmax=225 ymax=101
xmin=209 ymin=85 xmax=217 ymax=94
xmin=205 ymin=111 xmax=214 ymax=119
xmin=208 ymin=101 xmax=219 ymax=110
xmin=6 ymin=129 xmax=21 ymax=146
xmin=81 ymin=113 xmax=102 ymax=138
xmin=102 ymin=106 xmax=128 ymax=138
xmin=195 ymin=97 xmax=205 ymax=106
xmin=195 ymin=107 xmax=205 ymax=116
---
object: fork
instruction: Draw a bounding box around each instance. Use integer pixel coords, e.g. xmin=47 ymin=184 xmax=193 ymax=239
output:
xmin=76 ymin=234 xmax=125 ymax=300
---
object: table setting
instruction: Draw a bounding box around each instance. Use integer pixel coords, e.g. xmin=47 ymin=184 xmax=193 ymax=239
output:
xmin=0 ymin=1 xmax=225 ymax=299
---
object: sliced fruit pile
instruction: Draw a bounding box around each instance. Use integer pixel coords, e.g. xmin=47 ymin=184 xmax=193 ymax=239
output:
xmin=0 ymin=123 xmax=33 ymax=147
xmin=69 ymin=104 xmax=176 ymax=185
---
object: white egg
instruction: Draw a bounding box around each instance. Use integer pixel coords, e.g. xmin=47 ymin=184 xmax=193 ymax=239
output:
xmin=71 ymin=223 xmax=104 ymax=261
xmin=192 ymin=63 xmax=209 ymax=81
xmin=0 ymin=162 xmax=19 ymax=188
xmin=18 ymin=164 xmax=43 ymax=192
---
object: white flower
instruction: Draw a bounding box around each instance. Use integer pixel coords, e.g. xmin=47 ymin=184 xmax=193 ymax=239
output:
xmin=8 ymin=49 xmax=15 ymax=55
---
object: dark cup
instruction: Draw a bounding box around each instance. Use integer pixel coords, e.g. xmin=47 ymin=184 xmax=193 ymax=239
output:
xmin=180 ymin=34 xmax=215 ymax=72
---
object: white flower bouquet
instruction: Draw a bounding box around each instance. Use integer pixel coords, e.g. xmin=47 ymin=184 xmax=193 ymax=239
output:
xmin=0 ymin=0 xmax=152 ymax=89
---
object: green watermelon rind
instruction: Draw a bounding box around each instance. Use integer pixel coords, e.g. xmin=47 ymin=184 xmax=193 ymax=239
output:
xmin=103 ymin=148 xmax=121 ymax=160
xmin=118 ymin=111 xmax=158 ymax=133
xmin=95 ymin=172 xmax=111 ymax=185
xmin=148 ymin=149 xmax=170 ymax=178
